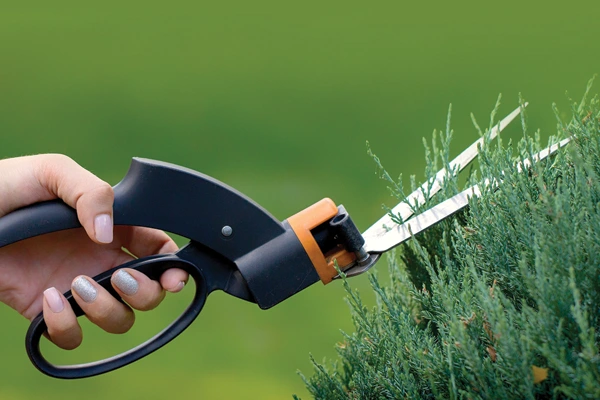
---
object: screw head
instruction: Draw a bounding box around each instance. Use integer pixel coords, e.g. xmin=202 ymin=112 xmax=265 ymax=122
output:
xmin=221 ymin=225 xmax=233 ymax=237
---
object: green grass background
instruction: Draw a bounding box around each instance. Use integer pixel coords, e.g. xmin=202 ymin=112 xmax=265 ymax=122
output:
xmin=0 ymin=1 xmax=598 ymax=399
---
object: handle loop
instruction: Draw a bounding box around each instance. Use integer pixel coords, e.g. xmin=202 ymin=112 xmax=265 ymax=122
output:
xmin=25 ymin=255 xmax=207 ymax=379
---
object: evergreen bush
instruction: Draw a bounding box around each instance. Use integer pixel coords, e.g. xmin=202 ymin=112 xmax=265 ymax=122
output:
xmin=296 ymin=80 xmax=600 ymax=399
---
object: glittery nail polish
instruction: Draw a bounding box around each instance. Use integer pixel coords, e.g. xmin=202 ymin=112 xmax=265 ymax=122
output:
xmin=72 ymin=276 xmax=97 ymax=303
xmin=113 ymin=269 xmax=139 ymax=296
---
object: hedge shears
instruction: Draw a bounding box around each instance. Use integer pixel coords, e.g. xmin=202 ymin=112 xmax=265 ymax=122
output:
xmin=0 ymin=105 xmax=568 ymax=379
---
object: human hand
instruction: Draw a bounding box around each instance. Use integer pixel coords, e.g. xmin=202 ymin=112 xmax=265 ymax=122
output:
xmin=0 ymin=154 xmax=188 ymax=349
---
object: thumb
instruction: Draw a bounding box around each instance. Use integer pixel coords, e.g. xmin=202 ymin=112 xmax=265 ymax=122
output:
xmin=0 ymin=154 xmax=114 ymax=244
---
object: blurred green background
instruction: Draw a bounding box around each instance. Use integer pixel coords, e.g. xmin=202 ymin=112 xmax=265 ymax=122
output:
xmin=0 ymin=1 xmax=598 ymax=399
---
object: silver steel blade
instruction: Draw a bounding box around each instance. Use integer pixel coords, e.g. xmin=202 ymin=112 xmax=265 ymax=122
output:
xmin=363 ymin=136 xmax=571 ymax=254
xmin=362 ymin=104 xmax=526 ymax=247
xmin=363 ymin=184 xmax=481 ymax=253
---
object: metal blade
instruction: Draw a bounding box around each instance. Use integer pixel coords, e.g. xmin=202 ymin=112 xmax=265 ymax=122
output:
xmin=363 ymin=136 xmax=571 ymax=254
xmin=362 ymin=104 xmax=525 ymax=246
xmin=363 ymin=184 xmax=480 ymax=253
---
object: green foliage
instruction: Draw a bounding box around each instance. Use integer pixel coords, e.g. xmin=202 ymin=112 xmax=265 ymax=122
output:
xmin=297 ymin=81 xmax=600 ymax=399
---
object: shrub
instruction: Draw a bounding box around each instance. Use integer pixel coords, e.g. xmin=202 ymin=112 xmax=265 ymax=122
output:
xmin=297 ymin=80 xmax=600 ymax=399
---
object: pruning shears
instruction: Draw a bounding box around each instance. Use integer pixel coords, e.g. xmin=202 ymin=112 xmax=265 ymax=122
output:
xmin=0 ymin=105 xmax=568 ymax=379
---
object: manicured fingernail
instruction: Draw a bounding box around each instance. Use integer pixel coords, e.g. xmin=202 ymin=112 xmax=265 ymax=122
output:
xmin=113 ymin=270 xmax=139 ymax=296
xmin=43 ymin=287 xmax=64 ymax=313
xmin=94 ymin=214 xmax=113 ymax=243
xmin=72 ymin=277 xmax=97 ymax=303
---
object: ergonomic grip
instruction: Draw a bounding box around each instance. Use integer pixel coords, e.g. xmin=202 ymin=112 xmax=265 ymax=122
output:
xmin=0 ymin=158 xmax=285 ymax=378
xmin=0 ymin=158 xmax=285 ymax=257
xmin=25 ymin=255 xmax=208 ymax=379
xmin=0 ymin=157 xmax=344 ymax=378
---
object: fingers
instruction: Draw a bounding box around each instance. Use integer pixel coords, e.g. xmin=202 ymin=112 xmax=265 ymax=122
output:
xmin=71 ymin=276 xmax=135 ymax=334
xmin=111 ymin=269 xmax=165 ymax=311
xmin=44 ymin=267 xmax=179 ymax=349
xmin=118 ymin=226 xmax=179 ymax=256
xmin=41 ymin=225 xmax=185 ymax=350
xmin=44 ymin=277 xmax=139 ymax=350
xmin=160 ymin=268 xmax=189 ymax=293
xmin=32 ymin=154 xmax=115 ymax=244
xmin=118 ymin=226 xmax=188 ymax=293
xmin=43 ymin=287 xmax=82 ymax=350
xmin=2 ymin=153 xmax=190 ymax=350
xmin=0 ymin=154 xmax=116 ymax=244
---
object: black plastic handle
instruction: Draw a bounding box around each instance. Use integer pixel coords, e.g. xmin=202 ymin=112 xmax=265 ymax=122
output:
xmin=25 ymin=254 xmax=208 ymax=379
xmin=0 ymin=158 xmax=286 ymax=259
xmin=0 ymin=157 xmax=285 ymax=376
xmin=0 ymin=157 xmax=321 ymax=377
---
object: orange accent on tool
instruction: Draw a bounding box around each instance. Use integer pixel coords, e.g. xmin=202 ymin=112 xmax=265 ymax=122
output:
xmin=325 ymin=246 xmax=356 ymax=274
xmin=287 ymin=198 xmax=355 ymax=284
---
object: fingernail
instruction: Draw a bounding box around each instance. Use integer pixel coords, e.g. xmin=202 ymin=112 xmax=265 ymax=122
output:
xmin=43 ymin=287 xmax=64 ymax=313
xmin=113 ymin=270 xmax=139 ymax=296
xmin=94 ymin=214 xmax=113 ymax=244
xmin=170 ymin=281 xmax=185 ymax=293
xmin=72 ymin=277 xmax=97 ymax=303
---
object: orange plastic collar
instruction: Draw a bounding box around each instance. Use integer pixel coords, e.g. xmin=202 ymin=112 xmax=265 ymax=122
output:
xmin=287 ymin=198 xmax=356 ymax=284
